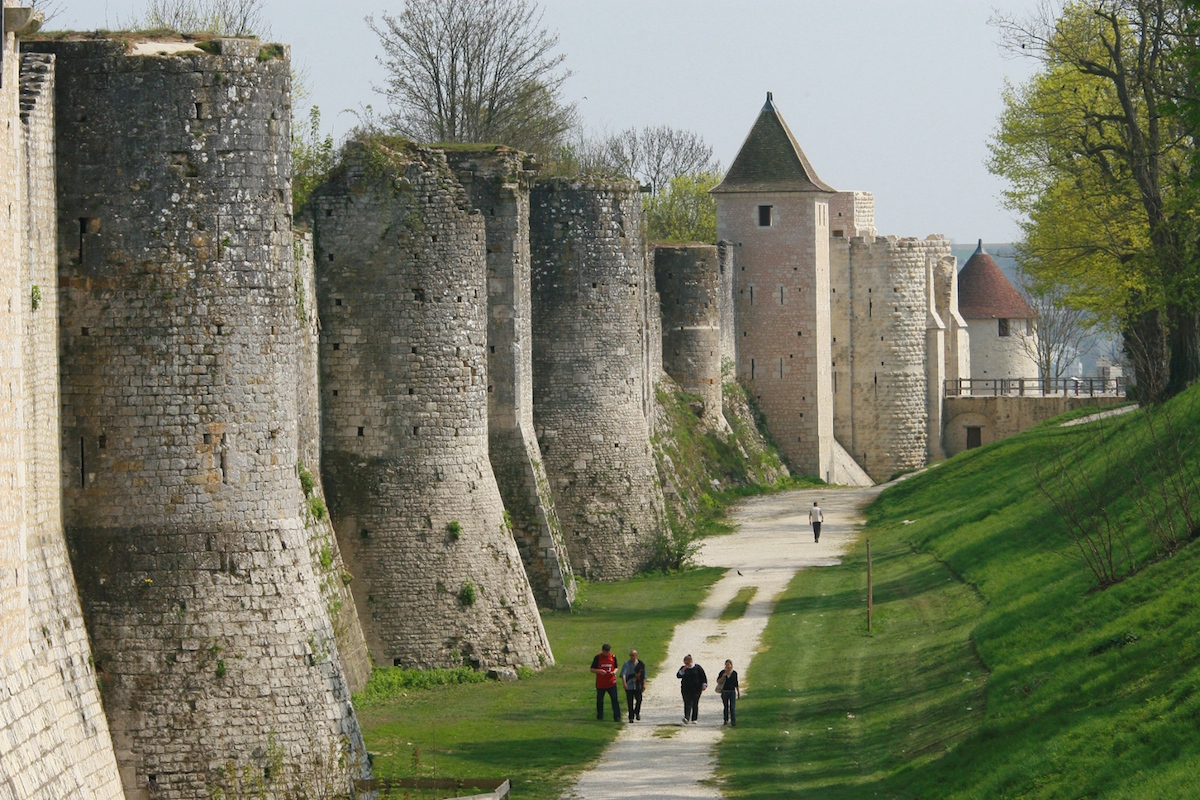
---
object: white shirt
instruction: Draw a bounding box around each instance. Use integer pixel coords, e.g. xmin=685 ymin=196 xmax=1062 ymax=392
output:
xmin=809 ymin=506 xmax=823 ymax=523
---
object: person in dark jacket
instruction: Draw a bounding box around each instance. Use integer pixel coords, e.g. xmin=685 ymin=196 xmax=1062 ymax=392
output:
xmin=590 ymin=643 xmax=621 ymax=722
xmin=619 ymin=649 xmax=646 ymax=722
xmin=676 ymin=654 xmax=708 ymax=724
xmin=717 ymin=659 xmax=741 ymax=726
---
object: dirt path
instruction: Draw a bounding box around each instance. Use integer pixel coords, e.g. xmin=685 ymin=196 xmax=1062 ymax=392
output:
xmin=565 ymin=484 xmax=885 ymax=799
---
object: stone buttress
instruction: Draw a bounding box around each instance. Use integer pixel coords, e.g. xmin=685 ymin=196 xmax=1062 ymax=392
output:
xmin=294 ymin=230 xmax=372 ymax=691
xmin=654 ymin=244 xmax=726 ymax=428
xmin=312 ymin=140 xmax=553 ymax=670
xmin=444 ymin=149 xmax=575 ymax=610
xmin=530 ymin=178 xmax=666 ymax=580
xmin=0 ymin=14 xmax=125 ymax=798
xmin=29 ymin=37 xmax=368 ymax=798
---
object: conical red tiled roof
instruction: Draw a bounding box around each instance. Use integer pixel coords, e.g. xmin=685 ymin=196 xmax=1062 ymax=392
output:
xmin=712 ymin=93 xmax=834 ymax=194
xmin=958 ymin=241 xmax=1036 ymax=320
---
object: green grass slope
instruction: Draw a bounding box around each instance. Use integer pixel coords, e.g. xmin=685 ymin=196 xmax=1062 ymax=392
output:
xmin=720 ymin=388 xmax=1200 ymax=799
xmin=356 ymin=568 xmax=722 ymax=798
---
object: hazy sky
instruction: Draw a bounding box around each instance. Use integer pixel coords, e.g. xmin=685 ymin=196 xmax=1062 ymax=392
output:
xmin=59 ymin=1 xmax=1041 ymax=242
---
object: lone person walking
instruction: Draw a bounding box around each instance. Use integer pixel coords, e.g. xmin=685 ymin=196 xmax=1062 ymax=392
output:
xmin=809 ymin=501 xmax=823 ymax=543
xmin=620 ymin=649 xmax=646 ymax=722
xmin=591 ymin=643 xmax=621 ymax=722
xmin=717 ymin=659 xmax=741 ymax=726
xmin=676 ymin=654 xmax=708 ymax=724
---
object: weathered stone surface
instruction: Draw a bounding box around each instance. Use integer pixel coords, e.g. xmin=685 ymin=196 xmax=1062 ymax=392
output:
xmin=445 ymin=148 xmax=575 ymax=610
xmin=294 ymin=230 xmax=372 ymax=692
xmin=312 ymin=140 xmax=552 ymax=670
xmin=28 ymin=37 xmax=368 ymax=799
xmin=530 ymin=178 xmax=666 ymax=580
xmin=0 ymin=37 xmax=125 ymax=800
xmin=655 ymin=244 xmax=724 ymax=427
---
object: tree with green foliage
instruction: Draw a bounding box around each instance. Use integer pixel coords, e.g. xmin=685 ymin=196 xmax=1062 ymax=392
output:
xmin=645 ymin=172 xmax=720 ymax=244
xmin=990 ymin=1 xmax=1200 ymax=400
xmin=368 ymin=0 xmax=575 ymax=158
xmin=292 ymin=106 xmax=335 ymax=216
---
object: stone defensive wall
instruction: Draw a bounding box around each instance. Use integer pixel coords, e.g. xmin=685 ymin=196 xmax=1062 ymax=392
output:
xmin=311 ymin=140 xmax=552 ymax=670
xmin=654 ymin=244 xmax=724 ymax=426
xmin=944 ymin=395 xmax=1126 ymax=456
xmin=717 ymin=240 xmax=736 ymax=370
xmin=26 ymin=36 xmax=368 ymax=797
xmin=530 ymin=178 xmax=666 ymax=579
xmin=1 ymin=13 xmax=126 ymax=796
xmin=829 ymin=235 xmax=951 ymax=482
xmin=444 ymin=148 xmax=575 ymax=611
xmin=294 ymin=230 xmax=372 ymax=692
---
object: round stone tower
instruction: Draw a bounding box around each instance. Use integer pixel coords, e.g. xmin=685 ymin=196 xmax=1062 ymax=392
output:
xmin=31 ymin=37 xmax=368 ymax=798
xmin=530 ymin=178 xmax=666 ymax=580
xmin=312 ymin=139 xmax=552 ymax=670
xmin=654 ymin=244 xmax=725 ymax=426
xmin=958 ymin=240 xmax=1039 ymax=381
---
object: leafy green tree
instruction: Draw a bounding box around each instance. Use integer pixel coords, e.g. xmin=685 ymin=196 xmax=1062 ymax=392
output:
xmin=645 ymin=173 xmax=720 ymax=244
xmin=990 ymin=1 xmax=1200 ymax=399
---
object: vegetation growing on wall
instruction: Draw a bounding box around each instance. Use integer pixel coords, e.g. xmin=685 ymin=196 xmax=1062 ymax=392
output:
xmin=648 ymin=377 xmax=818 ymax=572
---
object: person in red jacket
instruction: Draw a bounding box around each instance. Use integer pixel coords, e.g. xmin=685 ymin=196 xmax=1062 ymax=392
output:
xmin=590 ymin=643 xmax=622 ymax=722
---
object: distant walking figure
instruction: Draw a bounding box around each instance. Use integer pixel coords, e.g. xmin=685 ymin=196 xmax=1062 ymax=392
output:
xmin=717 ymin=659 xmax=741 ymax=726
xmin=620 ymin=649 xmax=646 ymax=722
xmin=809 ymin=501 xmax=823 ymax=543
xmin=591 ymin=643 xmax=621 ymax=722
xmin=676 ymin=654 xmax=708 ymax=724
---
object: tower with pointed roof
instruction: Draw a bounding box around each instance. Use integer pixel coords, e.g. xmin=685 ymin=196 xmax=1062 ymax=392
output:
xmin=713 ymin=92 xmax=837 ymax=480
xmin=958 ymin=240 xmax=1038 ymax=380
xmin=716 ymin=94 xmax=967 ymax=483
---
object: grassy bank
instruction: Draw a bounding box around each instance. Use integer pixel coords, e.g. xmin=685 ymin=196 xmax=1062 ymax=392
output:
xmin=720 ymin=388 xmax=1200 ymax=798
xmin=356 ymin=568 xmax=722 ymax=798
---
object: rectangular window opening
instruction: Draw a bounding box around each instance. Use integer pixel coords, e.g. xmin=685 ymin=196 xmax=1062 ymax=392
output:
xmin=999 ymin=318 xmax=1011 ymax=337
xmin=757 ymin=205 xmax=773 ymax=227
xmin=966 ymin=427 xmax=982 ymax=449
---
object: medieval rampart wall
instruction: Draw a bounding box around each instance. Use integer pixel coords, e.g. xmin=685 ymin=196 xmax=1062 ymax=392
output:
xmin=655 ymin=244 xmax=723 ymax=424
xmin=294 ymin=230 xmax=371 ymax=691
xmin=718 ymin=192 xmax=834 ymax=479
xmin=314 ymin=141 xmax=552 ymax=669
xmin=844 ymin=236 xmax=948 ymax=481
xmin=31 ymin=37 xmax=367 ymax=798
xmin=444 ymin=149 xmax=574 ymax=610
xmin=530 ymin=178 xmax=665 ymax=579
xmin=0 ymin=26 xmax=126 ymax=798
xmin=717 ymin=240 xmax=736 ymax=369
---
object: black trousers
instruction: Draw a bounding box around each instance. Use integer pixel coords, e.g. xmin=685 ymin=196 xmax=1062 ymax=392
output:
xmin=812 ymin=521 xmax=821 ymax=541
xmin=682 ymin=690 xmax=702 ymax=721
xmin=625 ymin=689 xmax=643 ymax=720
xmin=596 ymin=686 xmax=620 ymax=720
xmin=722 ymin=690 xmax=737 ymax=724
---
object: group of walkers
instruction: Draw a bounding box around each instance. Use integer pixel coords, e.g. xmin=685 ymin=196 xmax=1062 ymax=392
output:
xmin=591 ymin=644 xmax=742 ymax=727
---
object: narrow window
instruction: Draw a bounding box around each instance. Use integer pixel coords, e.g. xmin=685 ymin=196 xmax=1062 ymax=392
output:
xmin=751 ymin=358 xmax=755 ymax=380
xmin=357 ymin=427 xmax=364 ymax=437
xmin=79 ymin=437 xmax=86 ymax=488
xmin=999 ymin=318 xmax=1011 ymax=337
xmin=758 ymin=205 xmax=773 ymax=227
xmin=779 ymin=358 xmax=783 ymax=378
xmin=779 ymin=286 xmax=784 ymax=305
xmin=749 ymin=286 xmax=754 ymax=305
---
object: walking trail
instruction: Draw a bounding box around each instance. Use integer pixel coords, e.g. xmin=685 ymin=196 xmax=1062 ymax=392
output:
xmin=565 ymin=483 xmax=886 ymax=799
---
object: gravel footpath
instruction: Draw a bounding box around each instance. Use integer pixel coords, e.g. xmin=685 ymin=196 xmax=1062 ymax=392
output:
xmin=565 ymin=484 xmax=884 ymax=799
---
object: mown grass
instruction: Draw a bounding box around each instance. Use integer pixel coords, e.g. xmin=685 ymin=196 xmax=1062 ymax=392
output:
xmin=719 ymin=586 xmax=758 ymax=622
xmin=719 ymin=387 xmax=1200 ymax=798
xmin=357 ymin=568 xmax=722 ymax=799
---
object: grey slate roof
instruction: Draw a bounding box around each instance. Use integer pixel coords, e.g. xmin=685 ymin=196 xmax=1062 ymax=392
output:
xmin=712 ymin=93 xmax=835 ymax=194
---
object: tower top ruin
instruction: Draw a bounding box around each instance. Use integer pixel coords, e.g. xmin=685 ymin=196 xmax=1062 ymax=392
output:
xmin=713 ymin=91 xmax=834 ymax=194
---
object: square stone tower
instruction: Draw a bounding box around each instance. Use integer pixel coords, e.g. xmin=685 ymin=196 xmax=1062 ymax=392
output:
xmin=713 ymin=94 xmax=835 ymax=480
